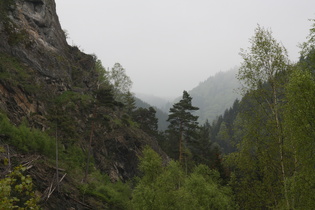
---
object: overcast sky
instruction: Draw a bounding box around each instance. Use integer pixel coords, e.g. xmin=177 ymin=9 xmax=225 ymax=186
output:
xmin=55 ymin=0 xmax=315 ymax=98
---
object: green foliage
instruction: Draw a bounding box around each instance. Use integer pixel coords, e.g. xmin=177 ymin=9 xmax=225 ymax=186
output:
xmin=226 ymin=86 xmax=290 ymax=209
xmin=60 ymin=144 xmax=87 ymax=172
xmin=0 ymin=166 xmax=39 ymax=209
xmin=299 ymin=19 xmax=315 ymax=61
xmin=216 ymin=25 xmax=315 ymax=208
xmin=54 ymin=91 xmax=92 ymax=108
xmin=137 ymin=146 xmax=163 ymax=183
xmin=80 ymin=171 xmax=131 ymax=209
xmin=131 ymin=147 xmax=236 ymax=210
xmin=94 ymin=58 xmax=110 ymax=89
xmin=238 ymin=25 xmax=289 ymax=92
xmin=166 ymin=91 xmax=199 ymax=162
xmin=228 ymin=25 xmax=292 ymax=209
xmin=134 ymin=96 xmax=169 ymax=131
xmin=0 ymin=113 xmax=55 ymax=156
xmin=181 ymin=165 xmax=235 ymax=209
xmin=284 ymin=66 xmax=315 ymax=209
xmin=48 ymin=91 xmax=93 ymax=145
xmin=191 ymin=121 xmax=212 ymax=164
xmin=95 ymin=87 xmax=118 ymax=108
xmin=122 ymin=91 xmax=136 ymax=113
xmin=132 ymin=107 xmax=158 ymax=135
xmin=108 ymin=63 xmax=133 ymax=102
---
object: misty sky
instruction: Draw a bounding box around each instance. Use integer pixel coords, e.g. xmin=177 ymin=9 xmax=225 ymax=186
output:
xmin=55 ymin=0 xmax=315 ymax=98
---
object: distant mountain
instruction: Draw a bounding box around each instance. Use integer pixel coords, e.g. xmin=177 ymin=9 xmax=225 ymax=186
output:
xmin=135 ymin=68 xmax=241 ymax=127
xmin=189 ymin=67 xmax=241 ymax=124
xmin=135 ymin=93 xmax=174 ymax=112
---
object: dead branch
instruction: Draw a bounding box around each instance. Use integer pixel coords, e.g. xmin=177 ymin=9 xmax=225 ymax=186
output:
xmin=44 ymin=173 xmax=67 ymax=201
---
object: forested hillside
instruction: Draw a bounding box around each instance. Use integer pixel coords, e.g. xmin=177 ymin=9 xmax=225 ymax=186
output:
xmin=137 ymin=69 xmax=240 ymax=125
xmin=155 ymin=22 xmax=315 ymax=209
xmin=189 ymin=68 xmax=241 ymax=123
xmin=207 ymin=24 xmax=315 ymax=209
xmin=1 ymin=0 xmax=315 ymax=209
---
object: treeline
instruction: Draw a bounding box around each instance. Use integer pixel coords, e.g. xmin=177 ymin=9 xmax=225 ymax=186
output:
xmin=207 ymin=23 xmax=315 ymax=209
xmin=118 ymin=20 xmax=315 ymax=209
xmin=151 ymin=21 xmax=315 ymax=209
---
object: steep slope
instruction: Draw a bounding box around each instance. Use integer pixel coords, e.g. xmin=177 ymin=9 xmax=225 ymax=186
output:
xmin=0 ymin=0 xmax=166 ymax=208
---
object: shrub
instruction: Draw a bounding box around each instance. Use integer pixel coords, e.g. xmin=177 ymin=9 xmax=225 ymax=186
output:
xmin=0 ymin=166 xmax=39 ymax=209
xmin=0 ymin=113 xmax=55 ymax=157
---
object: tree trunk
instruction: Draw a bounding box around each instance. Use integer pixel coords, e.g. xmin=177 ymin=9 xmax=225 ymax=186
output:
xmin=273 ymin=83 xmax=290 ymax=209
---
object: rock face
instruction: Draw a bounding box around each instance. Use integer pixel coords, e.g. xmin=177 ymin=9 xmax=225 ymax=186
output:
xmin=0 ymin=0 xmax=94 ymax=81
xmin=0 ymin=0 xmax=97 ymax=122
xmin=0 ymin=0 xmax=167 ymax=208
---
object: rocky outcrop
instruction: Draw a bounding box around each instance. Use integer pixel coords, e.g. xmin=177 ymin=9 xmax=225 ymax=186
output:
xmin=0 ymin=80 xmax=36 ymax=121
xmin=0 ymin=0 xmax=94 ymax=81
xmin=0 ymin=0 xmax=98 ymax=124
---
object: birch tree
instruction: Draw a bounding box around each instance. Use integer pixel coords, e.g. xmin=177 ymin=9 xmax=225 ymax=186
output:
xmin=236 ymin=25 xmax=291 ymax=209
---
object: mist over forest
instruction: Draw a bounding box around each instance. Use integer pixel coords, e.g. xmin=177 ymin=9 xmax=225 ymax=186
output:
xmin=0 ymin=0 xmax=315 ymax=209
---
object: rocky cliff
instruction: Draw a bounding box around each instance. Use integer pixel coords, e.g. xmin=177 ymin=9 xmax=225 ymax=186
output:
xmin=0 ymin=0 xmax=166 ymax=209
xmin=0 ymin=0 xmax=96 ymax=123
xmin=1 ymin=0 xmax=77 ymax=78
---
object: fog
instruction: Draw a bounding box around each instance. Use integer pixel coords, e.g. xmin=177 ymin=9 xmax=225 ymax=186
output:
xmin=55 ymin=0 xmax=315 ymax=98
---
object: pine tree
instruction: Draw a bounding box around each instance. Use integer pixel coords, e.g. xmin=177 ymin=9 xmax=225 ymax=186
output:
xmin=166 ymin=91 xmax=199 ymax=163
xmin=133 ymin=107 xmax=158 ymax=135
xmin=122 ymin=91 xmax=136 ymax=113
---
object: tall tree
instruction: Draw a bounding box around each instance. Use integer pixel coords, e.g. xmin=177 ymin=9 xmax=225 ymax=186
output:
xmin=122 ymin=91 xmax=136 ymax=113
xmin=166 ymin=91 xmax=199 ymax=163
xmin=283 ymin=19 xmax=315 ymax=208
xmin=108 ymin=63 xmax=132 ymax=102
xmin=232 ymin=25 xmax=291 ymax=209
xmin=93 ymin=57 xmax=110 ymax=89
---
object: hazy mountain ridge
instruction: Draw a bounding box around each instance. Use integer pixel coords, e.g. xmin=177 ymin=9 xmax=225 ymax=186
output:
xmin=189 ymin=67 xmax=241 ymax=123
xmin=136 ymin=68 xmax=241 ymax=126
xmin=135 ymin=93 xmax=174 ymax=110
